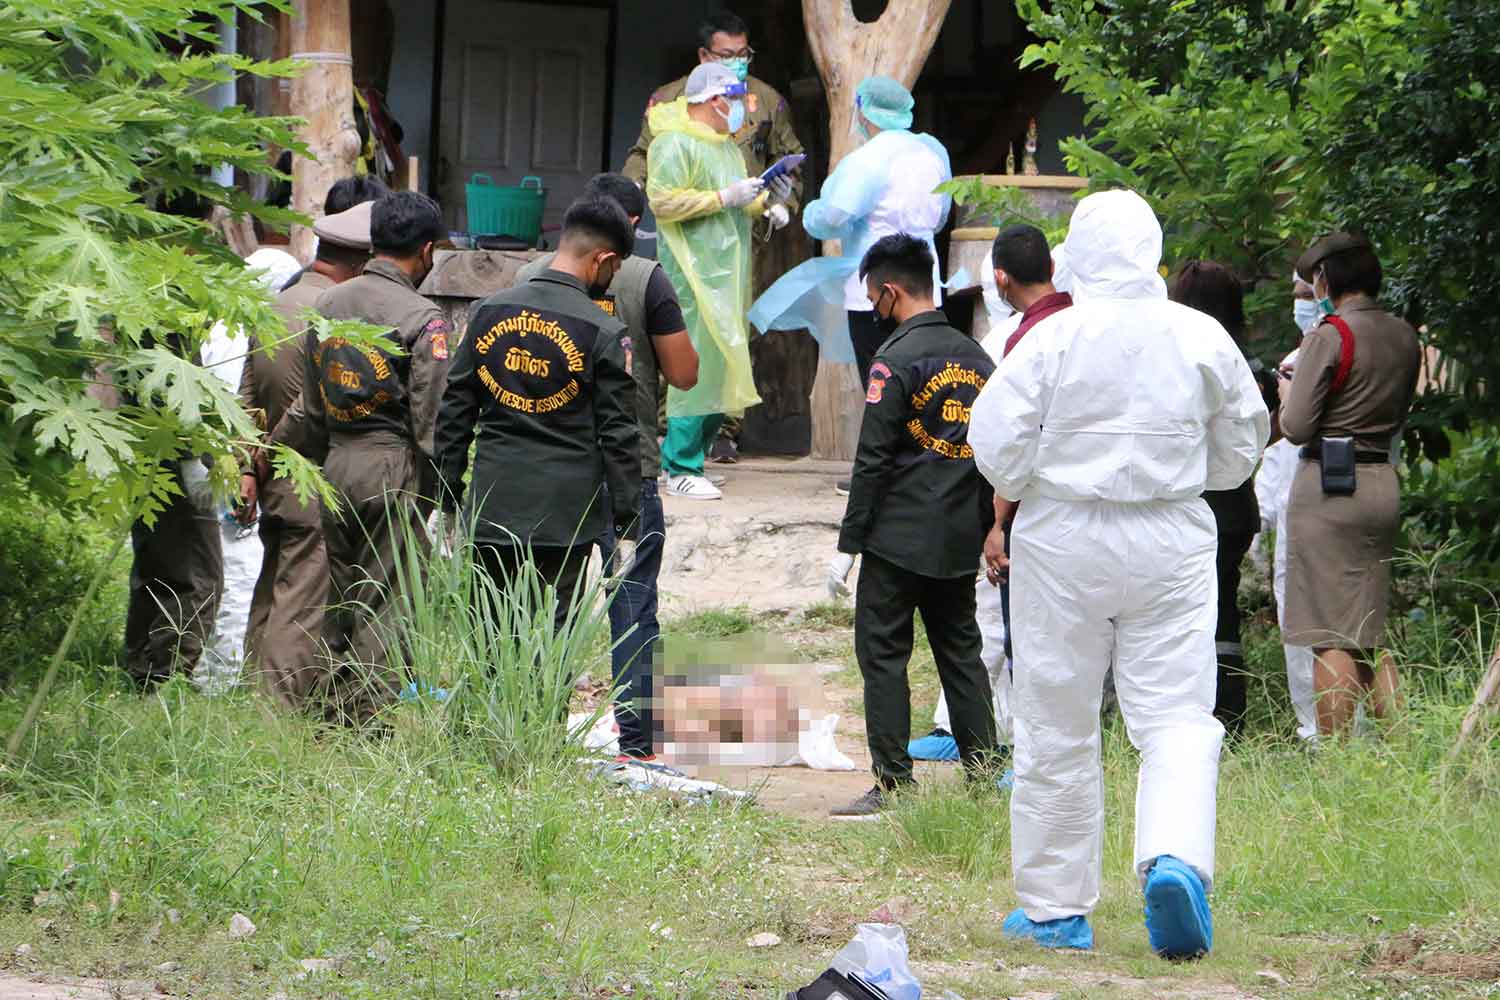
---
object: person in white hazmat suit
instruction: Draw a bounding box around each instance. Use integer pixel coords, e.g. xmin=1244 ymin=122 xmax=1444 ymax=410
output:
xmin=197 ymin=247 xmax=300 ymax=694
xmin=967 ymin=190 xmax=1268 ymax=957
xmin=1254 ymin=272 xmax=1325 ymax=742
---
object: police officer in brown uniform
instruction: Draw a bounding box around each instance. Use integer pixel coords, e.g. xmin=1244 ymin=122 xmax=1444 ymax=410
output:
xmin=1280 ymin=232 xmax=1421 ymax=735
xmin=237 ymin=201 xmax=373 ymax=708
xmin=299 ymin=191 xmax=452 ymax=724
xmin=623 ymin=9 xmax=804 ymax=461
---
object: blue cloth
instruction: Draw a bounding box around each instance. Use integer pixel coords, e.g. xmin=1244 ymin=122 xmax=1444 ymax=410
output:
xmin=597 ymin=478 xmax=664 ymax=757
xmin=748 ymin=130 xmax=953 ymax=363
xmin=907 ymin=731 xmax=960 ymax=761
xmin=1002 ymin=908 xmax=1093 ymax=950
xmin=1143 ymin=855 xmax=1214 ymax=959
xmin=996 ymin=768 xmax=1015 ymax=793
xmin=399 ymin=680 xmax=449 ymax=703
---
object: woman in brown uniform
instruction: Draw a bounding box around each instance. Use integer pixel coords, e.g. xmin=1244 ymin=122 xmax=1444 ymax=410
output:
xmin=1279 ymin=233 xmax=1421 ymax=736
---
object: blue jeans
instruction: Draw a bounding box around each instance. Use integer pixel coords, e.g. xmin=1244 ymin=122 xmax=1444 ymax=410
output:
xmin=597 ymin=478 xmax=663 ymax=756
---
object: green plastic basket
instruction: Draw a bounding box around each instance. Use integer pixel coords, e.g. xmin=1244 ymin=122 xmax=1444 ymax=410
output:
xmin=465 ymin=174 xmax=546 ymax=244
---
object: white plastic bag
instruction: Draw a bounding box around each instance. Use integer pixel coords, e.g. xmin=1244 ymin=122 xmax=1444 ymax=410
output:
xmin=831 ymin=923 xmax=921 ymax=1000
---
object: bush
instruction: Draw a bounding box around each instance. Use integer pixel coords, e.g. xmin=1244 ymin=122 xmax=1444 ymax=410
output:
xmin=0 ymin=487 xmax=126 ymax=688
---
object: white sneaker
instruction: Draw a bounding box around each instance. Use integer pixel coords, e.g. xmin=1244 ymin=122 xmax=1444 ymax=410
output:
xmin=707 ymin=471 xmax=727 ymax=487
xmin=666 ymin=474 xmax=723 ymax=501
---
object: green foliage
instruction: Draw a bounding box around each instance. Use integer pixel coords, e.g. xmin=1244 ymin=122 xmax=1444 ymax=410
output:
xmin=0 ymin=487 xmax=127 ymax=687
xmin=1015 ymin=0 xmax=1499 ymax=409
xmin=0 ymin=0 xmax=331 ymax=524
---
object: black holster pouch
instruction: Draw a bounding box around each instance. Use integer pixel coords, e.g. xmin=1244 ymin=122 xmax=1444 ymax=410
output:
xmin=1320 ymin=436 xmax=1357 ymax=496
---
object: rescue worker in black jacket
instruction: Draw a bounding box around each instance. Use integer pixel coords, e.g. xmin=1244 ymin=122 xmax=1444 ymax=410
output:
xmin=436 ymin=195 xmax=640 ymax=631
xmin=826 ymin=233 xmax=1001 ymax=818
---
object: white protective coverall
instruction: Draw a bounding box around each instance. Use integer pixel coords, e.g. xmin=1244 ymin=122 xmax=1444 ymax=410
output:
xmin=1253 ymin=353 xmax=1319 ymax=743
xmin=196 ymin=247 xmax=300 ymax=693
xmin=967 ymin=190 xmax=1268 ymax=921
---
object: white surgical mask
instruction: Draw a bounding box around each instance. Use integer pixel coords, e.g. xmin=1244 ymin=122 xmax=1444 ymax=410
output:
xmin=1293 ymin=298 xmax=1321 ymax=333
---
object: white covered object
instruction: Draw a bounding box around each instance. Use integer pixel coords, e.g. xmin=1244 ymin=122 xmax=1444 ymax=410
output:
xmin=1254 ymin=390 xmax=1319 ymax=744
xmin=569 ymin=708 xmax=857 ymax=771
xmin=932 ymin=571 xmax=1012 ymax=744
xmin=966 ymin=189 xmax=1269 ymax=921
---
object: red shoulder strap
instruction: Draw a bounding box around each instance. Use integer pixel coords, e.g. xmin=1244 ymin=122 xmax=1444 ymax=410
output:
xmin=1324 ymin=314 xmax=1356 ymax=394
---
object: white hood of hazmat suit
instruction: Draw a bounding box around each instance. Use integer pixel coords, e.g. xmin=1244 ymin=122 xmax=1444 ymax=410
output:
xmin=967 ymin=189 xmax=1269 ymax=922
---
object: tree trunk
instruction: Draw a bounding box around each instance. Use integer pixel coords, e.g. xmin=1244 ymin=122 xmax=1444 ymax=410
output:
xmin=288 ymin=0 xmax=361 ymax=263
xmin=1452 ymin=639 xmax=1500 ymax=757
xmin=801 ymin=0 xmax=953 ymax=460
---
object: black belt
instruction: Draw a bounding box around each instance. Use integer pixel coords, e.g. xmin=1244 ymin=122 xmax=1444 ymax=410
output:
xmin=1299 ymin=446 xmax=1389 ymax=464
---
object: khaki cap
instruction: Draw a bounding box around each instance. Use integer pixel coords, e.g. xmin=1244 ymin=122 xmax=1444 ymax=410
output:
xmin=313 ymin=200 xmax=373 ymax=251
xmin=1295 ymin=231 xmax=1373 ymax=281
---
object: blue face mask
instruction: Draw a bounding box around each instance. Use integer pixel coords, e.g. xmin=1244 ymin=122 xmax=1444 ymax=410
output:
xmin=1293 ymin=298 xmax=1321 ymax=333
xmin=719 ymin=56 xmax=750 ymax=82
xmin=722 ymin=98 xmax=746 ymax=133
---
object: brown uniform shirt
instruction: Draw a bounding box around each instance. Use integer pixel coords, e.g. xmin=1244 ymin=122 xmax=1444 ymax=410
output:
xmin=300 ymin=258 xmax=452 ymax=466
xmin=241 ymin=271 xmax=335 ymax=466
xmin=1280 ymin=293 xmax=1421 ymax=453
xmin=623 ymin=73 xmax=805 ymax=213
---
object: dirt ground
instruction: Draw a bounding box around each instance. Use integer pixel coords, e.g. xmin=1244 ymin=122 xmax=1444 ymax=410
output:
xmin=657 ymin=456 xmax=854 ymax=615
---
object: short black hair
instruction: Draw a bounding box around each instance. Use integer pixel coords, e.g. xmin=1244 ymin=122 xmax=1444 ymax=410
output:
xmin=584 ymin=172 xmax=646 ymax=221
xmin=560 ymin=195 xmax=634 ymax=258
xmin=990 ymin=224 xmax=1051 ymax=286
xmin=1320 ymin=245 xmax=1383 ymax=299
xmin=859 ymin=233 xmax=934 ymax=297
xmin=370 ymin=191 xmax=445 ymax=257
xmin=314 ymin=240 xmax=371 ymax=272
xmin=1171 ymin=260 xmax=1244 ymax=338
xmin=699 ymin=10 xmax=749 ymax=49
xmin=325 ymin=174 xmax=390 ymax=215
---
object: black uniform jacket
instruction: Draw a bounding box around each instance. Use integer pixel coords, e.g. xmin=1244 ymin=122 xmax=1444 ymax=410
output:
xmin=838 ymin=310 xmax=996 ymax=579
xmin=436 ymin=269 xmax=640 ymax=548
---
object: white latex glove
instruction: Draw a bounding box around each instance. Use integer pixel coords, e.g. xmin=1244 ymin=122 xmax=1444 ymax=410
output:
xmin=608 ymin=539 xmax=638 ymax=590
xmin=718 ymin=177 xmax=765 ymax=209
xmin=826 ymin=552 xmax=856 ymax=600
xmin=764 ymin=203 xmax=790 ymax=231
xmin=179 ymin=458 xmax=214 ymax=513
xmin=768 ymin=174 xmax=794 ymax=203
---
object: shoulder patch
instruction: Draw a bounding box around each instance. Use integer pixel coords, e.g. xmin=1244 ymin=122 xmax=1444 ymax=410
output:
xmin=865 ymin=375 xmax=885 ymax=404
xmin=622 ymin=334 xmax=634 ymax=376
xmin=746 ymin=93 xmax=760 ymax=115
xmin=869 ymin=361 xmax=892 ymax=379
xmin=424 ymin=317 xmax=451 ymax=360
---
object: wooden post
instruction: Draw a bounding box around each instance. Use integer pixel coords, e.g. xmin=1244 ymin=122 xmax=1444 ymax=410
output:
xmin=288 ymin=0 xmax=361 ymax=263
xmin=1451 ymin=640 xmax=1500 ymax=757
xmin=801 ymin=0 xmax=954 ymax=460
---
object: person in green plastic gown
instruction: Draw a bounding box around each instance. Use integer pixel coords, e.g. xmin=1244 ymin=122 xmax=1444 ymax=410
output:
xmin=647 ymin=61 xmax=785 ymax=501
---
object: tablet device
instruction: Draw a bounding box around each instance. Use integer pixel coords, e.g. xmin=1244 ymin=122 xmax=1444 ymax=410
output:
xmin=760 ymin=154 xmax=807 ymax=185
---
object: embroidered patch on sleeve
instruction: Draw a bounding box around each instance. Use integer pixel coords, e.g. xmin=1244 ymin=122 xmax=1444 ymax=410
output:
xmin=865 ymin=376 xmax=885 ymax=404
xmin=424 ymin=318 xmax=451 ymax=360
xmin=622 ymin=335 xmax=634 ymax=376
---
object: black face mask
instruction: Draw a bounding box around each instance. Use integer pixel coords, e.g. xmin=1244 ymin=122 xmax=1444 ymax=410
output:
xmin=588 ymin=257 xmax=618 ymax=299
xmin=873 ymin=286 xmax=899 ymax=337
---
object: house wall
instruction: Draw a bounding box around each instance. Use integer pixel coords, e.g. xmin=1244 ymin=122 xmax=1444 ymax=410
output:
xmin=385 ymin=0 xmax=438 ymax=191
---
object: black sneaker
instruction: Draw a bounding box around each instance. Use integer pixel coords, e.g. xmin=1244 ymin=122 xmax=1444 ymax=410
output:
xmin=834 ymin=479 xmax=851 ymax=496
xmin=830 ymin=785 xmax=887 ymax=819
xmin=709 ymin=438 xmax=739 ymax=464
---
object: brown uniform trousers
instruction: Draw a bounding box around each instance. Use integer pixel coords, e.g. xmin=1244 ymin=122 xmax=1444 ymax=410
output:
xmin=301 ymin=259 xmax=451 ymax=725
xmin=240 ymin=272 xmax=334 ymax=707
xmin=124 ymin=465 xmax=223 ymax=686
xmin=625 ymin=73 xmax=806 ymax=447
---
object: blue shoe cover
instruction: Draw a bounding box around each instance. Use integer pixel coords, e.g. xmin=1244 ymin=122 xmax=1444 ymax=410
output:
xmin=399 ymin=681 xmax=450 ymax=704
xmin=908 ymin=732 xmax=960 ymax=761
xmin=996 ymin=768 xmax=1015 ymax=793
xmin=1002 ymin=908 xmax=1093 ymax=950
xmin=1143 ymin=855 xmax=1213 ymax=959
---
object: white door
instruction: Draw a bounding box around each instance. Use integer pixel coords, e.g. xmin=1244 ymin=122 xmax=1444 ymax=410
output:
xmin=438 ymin=0 xmax=609 ymax=236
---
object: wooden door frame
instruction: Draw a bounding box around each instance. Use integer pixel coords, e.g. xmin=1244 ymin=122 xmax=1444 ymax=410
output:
xmin=427 ymin=0 xmax=618 ymax=201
